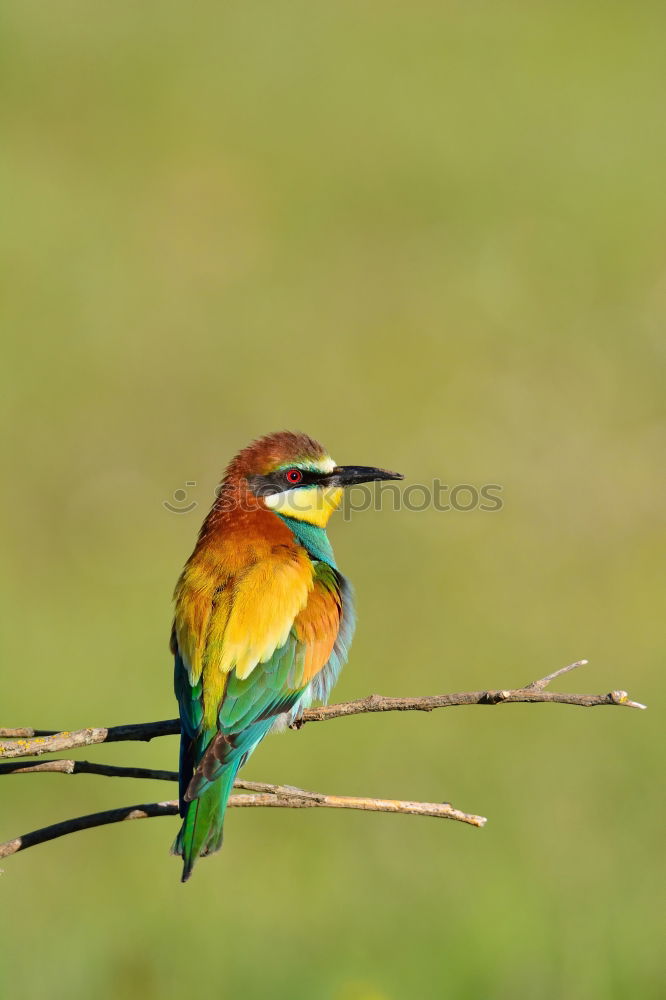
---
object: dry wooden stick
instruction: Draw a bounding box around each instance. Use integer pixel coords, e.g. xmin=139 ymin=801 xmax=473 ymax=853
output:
xmin=0 ymin=759 xmax=179 ymax=780
xmin=0 ymin=801 xmax=179 ymax=859
xmin=0 ymin=719 xmax=180 ymax=758
xmin=0 ymin=785 xmax=486 ymax=859
xmin=300 ymin=660 xmax=647 ymax=722
xmin=0 ymin=660 xmax=646 ymax=762
xmin=0 ymin=659 xmax=647 ymax=864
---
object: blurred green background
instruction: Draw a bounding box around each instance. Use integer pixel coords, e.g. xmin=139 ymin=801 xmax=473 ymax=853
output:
xmin=1 ymin=2 xmax=664 ymax=998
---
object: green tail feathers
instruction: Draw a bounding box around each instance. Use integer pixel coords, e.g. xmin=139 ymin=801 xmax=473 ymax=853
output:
xmin=172 ymin=765 xmax=239 ymax=882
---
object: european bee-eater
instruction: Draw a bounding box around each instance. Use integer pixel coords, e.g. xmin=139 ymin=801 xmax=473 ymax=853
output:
xmin=171 ymin=431 xmax=402 ymax=881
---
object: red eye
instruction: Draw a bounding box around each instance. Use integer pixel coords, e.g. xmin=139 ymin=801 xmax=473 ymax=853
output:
xmin=286 ymin=468 xmax=303 ymax=484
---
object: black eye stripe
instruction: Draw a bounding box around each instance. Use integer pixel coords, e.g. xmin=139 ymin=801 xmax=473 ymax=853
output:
xmin=247 ymin=469 xmax=327 ymax=496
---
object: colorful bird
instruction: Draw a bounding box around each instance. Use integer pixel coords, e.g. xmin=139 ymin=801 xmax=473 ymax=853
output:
xmin=171 ymin=431 xmax=402 ymax=881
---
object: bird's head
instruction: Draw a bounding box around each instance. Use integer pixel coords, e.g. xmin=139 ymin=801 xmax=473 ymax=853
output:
xmin=229 ymin=431 xmax=403 ymax=528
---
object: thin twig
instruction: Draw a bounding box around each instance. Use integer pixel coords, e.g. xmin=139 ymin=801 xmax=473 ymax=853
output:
xmin=0 ymin=761 xmax=480 ymax=828
xmin=0 ymin=762 xmax=333 ymax=793
xmin=228 ymin=791 xmax=485 ymax=826
xmin=525 ymin=659 xmax=590 ymax=691
xmin=300 ymin=660 xmax=647 ymax=722
xmin=0 ymin=801 xmax=179 ymax=859
xmin=0 ymin=759 xmax=179 ymax=780
xmin=0 ymin=786 xmax=485 ymax=859
xmin=0 ymin=660 xmax=645 ymax=762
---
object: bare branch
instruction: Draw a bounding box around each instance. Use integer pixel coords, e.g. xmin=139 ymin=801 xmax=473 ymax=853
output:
xmin=0 ymin=785 xmax=486 ymax=859
xmin=0 ymin=760 xmax=484 ymax=833
xmin=300 ymin=660 xmax=647 ymax=722
xmin=0 ymin=660 xmax=646 ymax=864
xmin=0 ymin=759 xmax=179 ymax=780
xmin=0 ymin=761 xmax=318 ymax=794
xmin=228 ymin=789 xmax=486 ymax=826
xmin=0 ymin=660 xmax=646 ymax=762
xmin=0 ymin=801 xmax=179 ymax=859
xmin=0 ymin=719 xmax=179 ymax=759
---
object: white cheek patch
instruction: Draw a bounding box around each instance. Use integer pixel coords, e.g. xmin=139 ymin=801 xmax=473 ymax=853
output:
xmin=264 ymin=490 xmax=289 ymax=509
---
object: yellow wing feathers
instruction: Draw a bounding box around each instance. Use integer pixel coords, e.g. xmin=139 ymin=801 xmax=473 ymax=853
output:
xmin=174 ymin=544 xmax=317 ymax=728
xmin=172 ymin=553 xmax=220 ymax=683
xmin=216 ymin=548 xmax=313 ymax=679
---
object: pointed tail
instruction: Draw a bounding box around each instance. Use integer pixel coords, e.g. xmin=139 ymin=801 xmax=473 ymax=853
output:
xmin=171 ymin=763 xmax=239 ymax=882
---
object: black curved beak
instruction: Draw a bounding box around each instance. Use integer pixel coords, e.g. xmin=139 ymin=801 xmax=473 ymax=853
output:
xmin=324 ymin=465 xmax=404 ymax=488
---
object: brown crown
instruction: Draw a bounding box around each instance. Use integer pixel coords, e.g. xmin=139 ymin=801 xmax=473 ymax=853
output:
xmin=227 ymin=431 xmax=328 ymax=479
